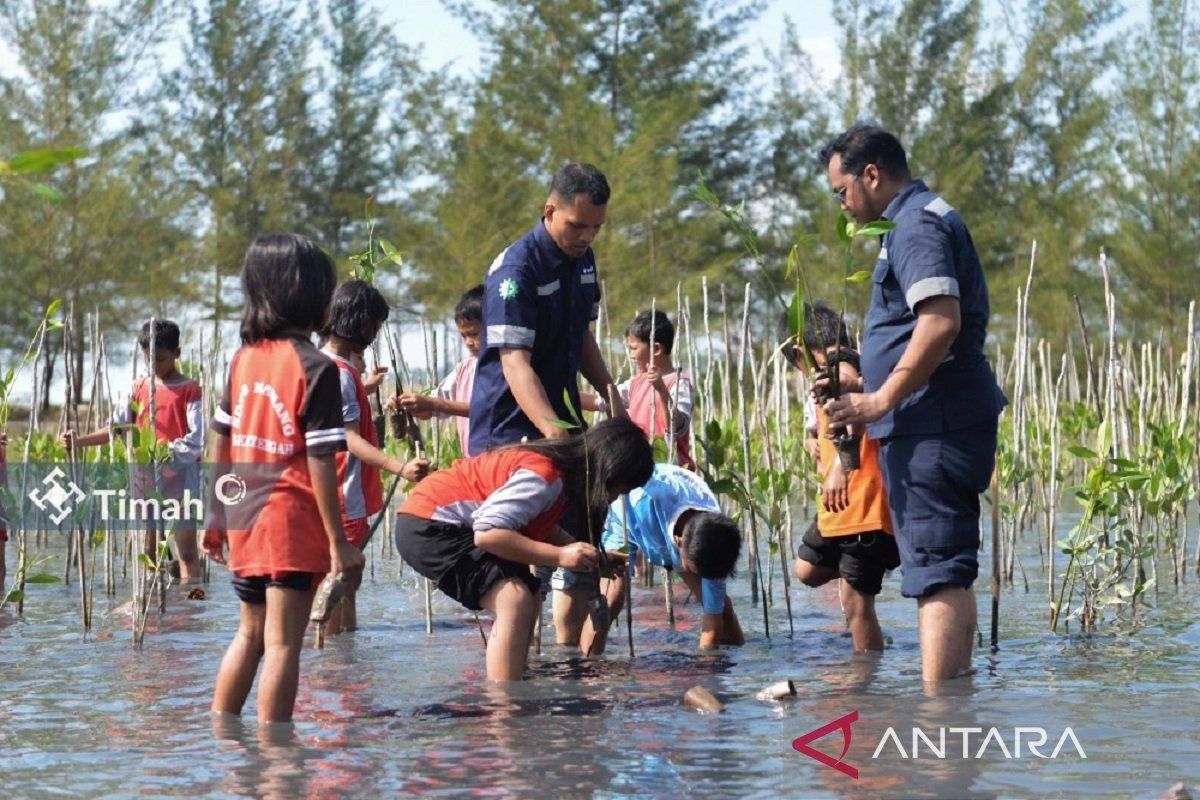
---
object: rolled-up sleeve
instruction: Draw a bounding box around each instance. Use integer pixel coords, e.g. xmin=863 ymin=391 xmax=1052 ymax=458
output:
xmin=484 ymin=261 xmax=538 ymax=350
xmin=891 ymin=212 xmax=960 ymax=313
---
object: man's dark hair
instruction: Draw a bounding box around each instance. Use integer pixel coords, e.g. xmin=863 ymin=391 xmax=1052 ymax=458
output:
xmin=679 ymin=511 xmax=742 ymax=580
xmin=549 ymin=162 xmax=610 ymax=206
xmin=455 ymin=284 xmax=484 ymax=324
xmin=138 ymin=319 xmax=180 ymax=353
xmin=776 ymin=303 xmax=855 ymax=369
xmin=626 ymin=310 xmax=674 ymax=354
xmin=239 ymin=233 xmax=337 ymax=344
xmin=819 ymin=124 xmax=909 ymax=179
xmin=323 ymin=279 xmax=390 ymax=349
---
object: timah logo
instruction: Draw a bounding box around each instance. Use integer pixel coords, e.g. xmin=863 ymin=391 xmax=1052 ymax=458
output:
xmin=28 ymin=467 xmax=87 ymax=524
xmin=793 ymin=710 xmax=859 ymax=779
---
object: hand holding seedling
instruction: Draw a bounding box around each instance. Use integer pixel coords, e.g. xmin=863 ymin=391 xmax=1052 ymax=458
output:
xmin=331 ymin=539 xmax=365 ymax=592
xmin=202 ymin=529 xmax=227 ymax=565
xmin=397 ymin=457 xmax=430 ymax=482
xmin=558 ymin=542 xmax=599 ymax=571
xmin=362 ymin=366 xmax=387 ymax=393
xmin=823 ymin=391 xmax=889 ymax=431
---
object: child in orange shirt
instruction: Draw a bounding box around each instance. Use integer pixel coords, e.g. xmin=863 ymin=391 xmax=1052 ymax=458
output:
xmin=203 ymin=233 xmax=365 ymax=725
xmin=394 ymin=418 xmax=653 ymax=681
xmin=780 ymin=304 xmax=899 ymax=652
xmin=61 ymin=320 xmax=205 ymax=582
xmin=320 ymin=279 xmax=429 ymax=635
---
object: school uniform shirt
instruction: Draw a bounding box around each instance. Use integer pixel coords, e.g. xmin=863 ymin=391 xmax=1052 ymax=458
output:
xmin=617 ymin=371 xmax=695 ymax=469
xmin=432 ymin=355 xmax=476 ymax=455
xmin=112 ymin=376 xmax=205 ymax=462
xmin=399 ymin=449 xmax=566 ymax=542
xmin=602 ymin=464 xmax=727 ymax=615
xmin=815 ymin=405 xmax=894 ymax=538
xmin=468 ymin=221 xmax=602 ymax=455
xmin=211 ymin=334 xmax=346 ymax=576
xmin=862 ymin=179 xmax=1007 ymax=439
xmin=329 ymin=353 xmax=384 ymax=523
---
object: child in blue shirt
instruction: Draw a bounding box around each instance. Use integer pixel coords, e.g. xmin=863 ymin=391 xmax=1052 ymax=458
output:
xmin=577 ymin=463 xmax=745 ymax=653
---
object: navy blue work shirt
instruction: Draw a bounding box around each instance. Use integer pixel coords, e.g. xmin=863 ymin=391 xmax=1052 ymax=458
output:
xmin=861 ymin=179 xmax=1007 ymax=439
xmin=467 ymin=220 xmax=602 ymax=455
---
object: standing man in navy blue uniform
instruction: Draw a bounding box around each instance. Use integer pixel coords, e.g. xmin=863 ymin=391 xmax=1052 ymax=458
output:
xmin=469 ymin=162 xmax=618 ymax=455
xmin=820 ymin=126 xmax=1006 ymax=683
xmin=469 ymin=163 xmax=621 ymax=644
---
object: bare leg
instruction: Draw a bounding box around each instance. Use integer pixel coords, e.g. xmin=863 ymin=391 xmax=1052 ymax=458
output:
xmin=256 ymin=585 xmax=316 ymax=724
xmin=212 ymin=601 xmax=267 ymax=715
xmin=551 ymin=587 xmax=591 ymax=645
xmin=917 ymin=585 xmax=976 ymax=682
xmin=793 ymin=558 xmax=837 ymax=588
xmin=578 ymin=575 xmax=625 ymax=656
xmin=174 ymin=529 xmax=202 ymax=583
xmin=479 ymin=578 xmax=537 ymax=681
xmin=321 ymin=589 xmax=357 ymax=637
xmin=839 ymin=579 xmax=884 ymax=652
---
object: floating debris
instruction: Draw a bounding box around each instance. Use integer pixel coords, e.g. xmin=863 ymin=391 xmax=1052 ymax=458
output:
xmin=683 ymin=685 xmax=725 ymax=713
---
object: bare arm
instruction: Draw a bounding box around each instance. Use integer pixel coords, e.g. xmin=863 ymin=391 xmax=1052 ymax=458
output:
xmin=499 ymin=348 xmax=568 ymax=439
xmin=681 ymin=571 xmax=745 ymax=649
xmin=394 ymin=393 xmax=470 ymax=420
xmin=825 ymin=296 xmax=961 ymax=428
xmin=61 ymin=426 xmax=114 ymax=450
xmin=309 ymin=454 xmax=364 ymax=586
xmin=474 ymin=527 xmax=598 ymax=570
xmin=345 ymin=427 xmax=429 ymax=480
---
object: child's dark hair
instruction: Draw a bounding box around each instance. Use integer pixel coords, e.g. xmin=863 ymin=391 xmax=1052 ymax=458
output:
xmin=455 ymin=284 xmax=484 ymax=324
xmin=775 ymin=303 xmax=855 ymax=367
xmin=239 ymin=233 xmax=337 ymax=345
xmin=138 ymin=319 xmax=180 ymax=353
xmin=626 ymin=310 xmax=675 ymax=354
xmin=514 ymin=418 xmax=654 ymax=539
xmin=322 ymin=279 xmax=390 ymax=349
xmin=679 ymin=511 xmax=742 ymax=580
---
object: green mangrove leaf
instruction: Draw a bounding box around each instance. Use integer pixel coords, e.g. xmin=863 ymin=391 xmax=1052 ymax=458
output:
xmin=854 ymin=220 xmax=896 ymax=237
xmin=836 ymin=213 xmax=851 ymax=245
xmin=846 ymin=270 xmax=872 ymax=284
xmin=24 ymin=573 xmax=60 ymax=584
xmin=7 ymin=147 xmax=86 ymax=174
xmin=30 ymin=183 xmax=64 ymax=203
xmin=1068 ymin=444 xmax=1098 ymax=460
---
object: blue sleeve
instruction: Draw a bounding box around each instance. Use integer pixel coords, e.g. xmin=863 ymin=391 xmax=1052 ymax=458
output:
xmin=890 ymin=211 xmax=960 ymax=313
xmin=700 ymin=577 xmax=726 ymax=615
xmin=483 ymin=255 xmax=538 ymax=350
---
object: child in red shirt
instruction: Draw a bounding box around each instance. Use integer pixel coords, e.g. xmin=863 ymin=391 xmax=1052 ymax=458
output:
xmin=394 ymin=418 xmax=654 ymax=681
xmin=203 ymin=232 xmax=365 ymax=726
xmin=319 ymin=279 xmax=429 ymax=635
xmin=61 ymin=319 xmax=205 ymax=582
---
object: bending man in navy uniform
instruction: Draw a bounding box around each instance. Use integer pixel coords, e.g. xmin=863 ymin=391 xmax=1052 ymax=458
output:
xmin=468 ymin=163 xmax=621 ymax=644
xmin=820 ymin=125 xmax=1006 ymax=683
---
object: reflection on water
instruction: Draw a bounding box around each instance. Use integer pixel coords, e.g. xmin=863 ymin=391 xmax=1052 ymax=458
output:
xmin=1 ymin=537 xmax=1198 ymax=799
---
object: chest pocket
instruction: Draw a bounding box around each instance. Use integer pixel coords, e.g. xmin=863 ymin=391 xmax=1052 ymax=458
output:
xmin=534 ymin=270 xmax=568 ymax=353
xmin=871 ymin=251 xmax=905 ymax=317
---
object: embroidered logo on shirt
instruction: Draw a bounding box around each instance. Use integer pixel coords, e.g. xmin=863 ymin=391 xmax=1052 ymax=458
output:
xmin=499 ymin=278 xmax=519 ymax=301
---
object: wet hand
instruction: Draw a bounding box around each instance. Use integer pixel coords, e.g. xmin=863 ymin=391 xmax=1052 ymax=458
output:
xmin=332 ymin=539 xmax=365 ymax=592
xmin=558 ymin=542 xmax=599 ymax=572
xmin=202 ymin=529 xmax=227 ymax=564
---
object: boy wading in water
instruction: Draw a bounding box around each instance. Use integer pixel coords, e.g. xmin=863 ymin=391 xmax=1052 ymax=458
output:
xmin=781 ymin=304 xmax=899 ymax=652
xmin=320 ymin=279 xmax=429 ymax=636
xmin=568 ymin=463 xmax=744 ymax=655
xmin=393 ymin=418 xmax=653 ymax=681
xmin=204 ymin=233 xmax=365 ymax=725
xmin=62 ymin=319 xmax=206 ymax=583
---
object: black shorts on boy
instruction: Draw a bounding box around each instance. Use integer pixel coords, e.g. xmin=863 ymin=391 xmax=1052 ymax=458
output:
xmin=796 ymin=520 xmax=900 ymax=596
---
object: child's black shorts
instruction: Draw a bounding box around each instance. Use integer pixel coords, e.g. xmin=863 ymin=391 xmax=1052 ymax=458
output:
xmin=394 ymin=513 xmax=541 ymax=610
xmin=796 ymin=521 xmax=899 ymax=596
xmin=231 ymin=572 xmax=321 ymax=604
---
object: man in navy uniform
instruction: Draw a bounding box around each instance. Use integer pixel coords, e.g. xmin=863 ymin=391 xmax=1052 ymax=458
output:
xmin=469 ymin=162 xmax=620 ymax=645
xmin=468 ymin=162 xmax=617 ymax=456
xmin=820 ymin=125 xmax=1006 ymax=683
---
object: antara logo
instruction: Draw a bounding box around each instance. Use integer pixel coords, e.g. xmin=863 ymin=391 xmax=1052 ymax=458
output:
xmin=792 ymin=712 xmax=1087 ymax=779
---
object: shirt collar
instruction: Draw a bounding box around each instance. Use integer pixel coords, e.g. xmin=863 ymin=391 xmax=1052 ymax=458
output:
xmin=534 ymin=218 xmax=575 ymax=266
xmin=881 ymin=179 xmax=928 ymax=221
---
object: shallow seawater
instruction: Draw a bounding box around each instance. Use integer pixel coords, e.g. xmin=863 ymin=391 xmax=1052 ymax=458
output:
xmin=2 ymin=530 xmax=1198 ymax=800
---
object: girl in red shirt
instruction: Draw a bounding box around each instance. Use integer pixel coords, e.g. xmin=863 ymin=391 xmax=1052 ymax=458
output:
xmin=395 ymin=417 xmax=654 ymax=681
xmin=203 ymin=233 xmax=365 ymax=725
xmin=319 ymin=279 xmax=429 ymax=635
